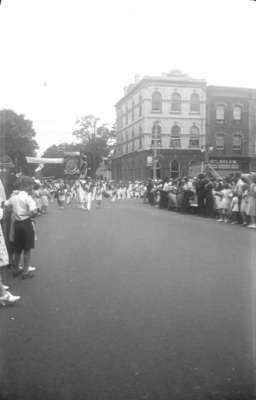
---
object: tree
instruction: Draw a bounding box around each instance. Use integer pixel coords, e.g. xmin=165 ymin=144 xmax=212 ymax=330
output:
xmin=0 ymin=109 xmax=39 ymax=174
xmin=73 ymin=115 xmax=116 ymax=177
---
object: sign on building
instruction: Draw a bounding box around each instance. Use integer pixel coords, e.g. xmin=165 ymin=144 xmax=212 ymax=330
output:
xmin=210 ymin=159 xmax=240 ymax=171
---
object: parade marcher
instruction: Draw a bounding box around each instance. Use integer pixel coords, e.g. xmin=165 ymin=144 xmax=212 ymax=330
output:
xmin=40 ymin=185 xmax=51 ymax=214
xmin=86 ymin=178 xmax=94 ymax=211
xmin=56 ymin=182 xmax=66 ymax=208
xmin=95 ymin=183 xmax=104 ymax=208
xmin=5 ymin=176 xmax=37 ymax=279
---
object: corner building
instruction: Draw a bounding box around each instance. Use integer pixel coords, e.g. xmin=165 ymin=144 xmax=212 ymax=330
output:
xmin=112 ymin=70 xmax=206 ymax=181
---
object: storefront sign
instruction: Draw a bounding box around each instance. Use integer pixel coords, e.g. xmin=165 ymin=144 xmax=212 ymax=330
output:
xmin=210 ymin=159 xmax=240 ymax=170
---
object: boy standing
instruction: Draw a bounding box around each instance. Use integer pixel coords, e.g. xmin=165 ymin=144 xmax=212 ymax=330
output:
xmin=5 ymin=176 xmax=37 ymax=279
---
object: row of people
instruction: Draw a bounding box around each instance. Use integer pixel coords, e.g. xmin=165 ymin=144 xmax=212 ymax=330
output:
xmin=145 ymin=172 xmax=256 ymax=228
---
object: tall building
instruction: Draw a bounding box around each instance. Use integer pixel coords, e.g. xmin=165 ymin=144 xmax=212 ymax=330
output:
xmin=112 ymin=70 xmax=206 ymax=181
xmin=206 ymin=86 xmax=256 ymax=175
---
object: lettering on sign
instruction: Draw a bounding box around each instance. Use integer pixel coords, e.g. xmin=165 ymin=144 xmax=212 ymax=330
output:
xmin=210 ymin=159 xmax=239 ymax=170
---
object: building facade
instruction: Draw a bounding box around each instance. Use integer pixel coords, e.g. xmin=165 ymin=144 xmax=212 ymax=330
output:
xmin=206 ymin=86 xmax=256 ymax=175
xmin=112 ymin=70 xmax=206 ymax=181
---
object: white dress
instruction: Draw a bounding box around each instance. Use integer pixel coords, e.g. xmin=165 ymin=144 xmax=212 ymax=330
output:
xmin=0 ymin=209 xmax=9 ymax=268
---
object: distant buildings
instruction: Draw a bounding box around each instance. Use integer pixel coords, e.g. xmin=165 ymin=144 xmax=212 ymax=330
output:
xmin=111 ymin=70 xmax=256 ymax=181
xmin=207 ymin=86 xmax=256 ymax=175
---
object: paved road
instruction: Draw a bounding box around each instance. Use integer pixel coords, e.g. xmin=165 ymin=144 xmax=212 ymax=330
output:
xmin=0 ymin=200 xmax=255 ymax=400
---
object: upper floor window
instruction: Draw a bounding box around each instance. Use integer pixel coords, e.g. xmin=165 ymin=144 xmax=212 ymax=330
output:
xmin=170 ymin=124 xmax=181 ymax=148
xmin=139 ymin=126 xmax=142 ymax=149
xmin=216 ymin=104 xmax=225 ymax=122
xmin=215 ymin=133 xmax=225 ymax=151
xmin=132 ymin=101 xmax=135 ymax=121
xmin=171 ymin=92 xmax=181 ymax=112
xmin=190 ymin=93 xmax=200 ymax=113
xmin=233 ymin=105 xmax=242 ymax=121
xmin=189 ymin=124 xmax=200 ymax=148
xmin=139 ymin=95 xmax=142 ymax=116
xmin=232 ymin=133 xmax=242 ymax=152
xmin=151 ymin=122 xmax=161 ymax=147
xmin=125 ymin=106 xmax=128 ymax=125
xmin=152 ymin=91 xmax=162 ymax=112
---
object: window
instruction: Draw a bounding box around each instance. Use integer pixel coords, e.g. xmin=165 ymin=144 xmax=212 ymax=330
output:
xmin=190 ymin=93 xmax=200 ymax=113
xmin=132 ymin=129 xmax=135 ymax=151
xmin=170 ymin=160 xmax=180 ymax=179
xmin=125 ymin=132 xmax=128 ymax=153
xmin=132 ymin=101 xmax=135 ymax=121
xmin=171 ymin=92 xmax=181 ymax=112
xmin=232 ymin=133 xmax=242 ymax=151
xmin=151 ymin=122 xmax=161 ymax=147
xmin=215 ymin=133 xmax=225 ymax=151
xmin=170 ymin=124 xmax=181 ymax=148
xmin=189 ymin=124 xmax=200 ymax=148
xmin=139 ymin=126 xmax=142 ymax=149
xmin=139 ymin=95 xmax=142 ymax=116
xmin=152 ymin=91 xmax=162 ymax=112
xmin=216 ymin=105 xmax=225 ymax=122
xmin=233 ymin=105 xmax=242 ymax=121
xmin=125 ymin=106 xmax=128 ymax=125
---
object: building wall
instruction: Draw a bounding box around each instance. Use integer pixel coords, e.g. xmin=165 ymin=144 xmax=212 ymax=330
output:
xmin=113 ymin=70 xmax=207 ymax=181
xmin=206 ymin=86 xmax=252 ymax=173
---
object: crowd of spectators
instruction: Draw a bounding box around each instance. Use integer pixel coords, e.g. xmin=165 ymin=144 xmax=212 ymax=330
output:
xmin=144 ymin=172 xmax=256 ymax=228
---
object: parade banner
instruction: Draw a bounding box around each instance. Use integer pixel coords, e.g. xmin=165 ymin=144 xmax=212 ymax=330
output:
xmin=26 ymin=157 xmax=64 ymax=164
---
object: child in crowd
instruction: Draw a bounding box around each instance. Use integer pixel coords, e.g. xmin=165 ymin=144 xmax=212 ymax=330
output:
xmin=230 ymin=194 xmax=239 ymax=224
xmin=5 ymin=176 xmax=37 ymax=279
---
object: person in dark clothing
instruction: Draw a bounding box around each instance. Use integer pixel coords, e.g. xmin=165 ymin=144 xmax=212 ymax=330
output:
xmin=195 ymin=174 xmax=207 ymax=216
xmin=205 ymin=179 xmax=215 ymax=217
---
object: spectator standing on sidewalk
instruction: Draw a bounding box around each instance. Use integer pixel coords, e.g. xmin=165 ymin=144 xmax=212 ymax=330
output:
xmin=5 ymin=176 xmax=37 ymax=279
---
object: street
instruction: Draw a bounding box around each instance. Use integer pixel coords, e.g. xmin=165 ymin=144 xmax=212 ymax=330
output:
xmin=0 ymin=199 xmax=255 ymax=400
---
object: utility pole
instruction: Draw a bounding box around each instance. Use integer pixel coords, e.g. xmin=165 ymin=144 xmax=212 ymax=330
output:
xmin=152 ymin=145 xmax=158 ymax=180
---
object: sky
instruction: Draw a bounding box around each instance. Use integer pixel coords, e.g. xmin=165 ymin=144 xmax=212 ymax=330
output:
xmin=0 ymin=0 xmax=255 ymax=155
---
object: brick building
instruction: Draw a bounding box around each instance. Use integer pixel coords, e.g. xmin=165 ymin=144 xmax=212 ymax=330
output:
xmin=111 ymin=70 xmax=206 ymax=181
xmin=206 ymin=86 xmax=256 ymax=175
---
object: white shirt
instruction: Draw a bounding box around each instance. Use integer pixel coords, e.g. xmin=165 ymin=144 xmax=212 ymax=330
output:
xmin=5 ymin=191 xmax=37 ymax=221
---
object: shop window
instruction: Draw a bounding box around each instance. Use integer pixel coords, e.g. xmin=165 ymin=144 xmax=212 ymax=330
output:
xmin=151 ymin=122 xmax=161 ymax=147
xmin=233 ymin=105 xmax=242 ymax=121
xmin=189 ymin=124 xmax=200 ymax=149
xmin=170 ymin=124 xmax=181 ymax=148
xmin=152 ymin=91 xmax=162 ymax=112
xmin=216 ymin=105 xmax=225 ymax=123
xmin=215 ymin=133 xmax=225 ymax=151
xmin=190 ymin=93 xmax=200 ymax=113
xmin=232 ymin=133 xmax=242 ymax=152
xmin=171 ymin=92 xmax=181 ymax=112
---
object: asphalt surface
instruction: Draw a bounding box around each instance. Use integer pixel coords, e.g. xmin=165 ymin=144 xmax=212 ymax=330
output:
xmin=0 ymin=199 xmax=255 ymax=400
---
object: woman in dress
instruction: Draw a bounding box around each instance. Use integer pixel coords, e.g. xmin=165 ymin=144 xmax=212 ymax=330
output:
xmin=247 ymin=174 xmax=256 ymax=228
xmin=0 ymin=203 xmax=20 ymax=306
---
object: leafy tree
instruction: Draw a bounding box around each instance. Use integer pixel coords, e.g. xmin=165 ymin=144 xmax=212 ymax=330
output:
xmin=0 ymin=109 xmax=38 ymax=174
xmin=73 ymin=115 xmax=116 ymax=177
